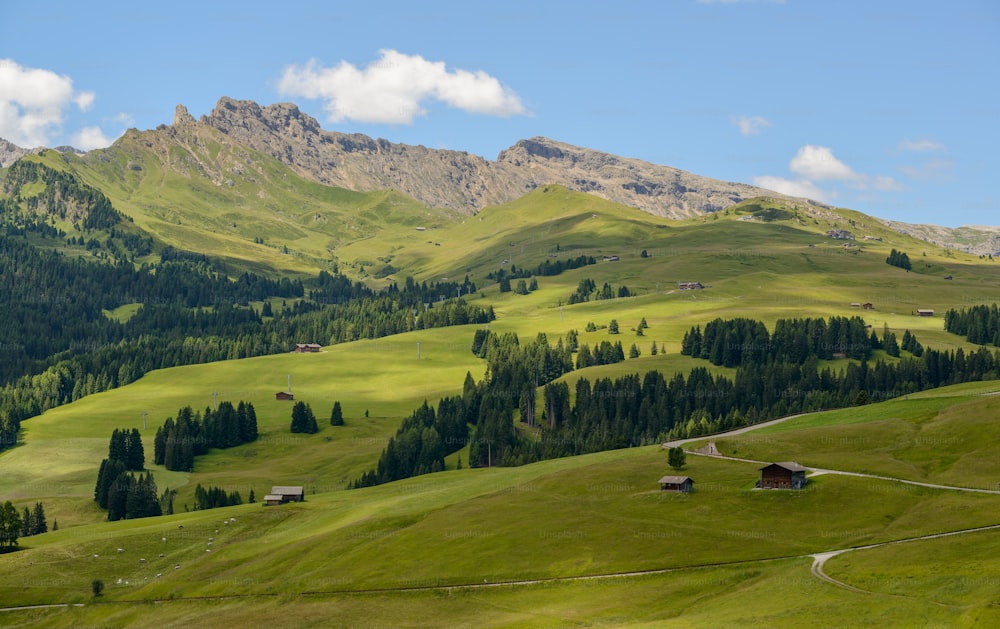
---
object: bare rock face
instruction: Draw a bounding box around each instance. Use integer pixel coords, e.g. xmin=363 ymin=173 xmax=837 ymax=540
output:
xmin=192 ymin=97 xmax=809 ymax=218
xmin=0 ymin=138 xmax=36 ymax=168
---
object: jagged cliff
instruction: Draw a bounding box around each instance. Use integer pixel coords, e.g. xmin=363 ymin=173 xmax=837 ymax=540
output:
xmin=183 ymin=97 xmax=816 ymax=218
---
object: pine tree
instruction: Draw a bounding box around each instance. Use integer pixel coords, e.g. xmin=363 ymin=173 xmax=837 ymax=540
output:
xmin=248 ymin=488 xmax=256 ymax=503
xmin=32 ymin=502 xmax=46 ymax=535
xmin=650 ymin=342 xmax=658 ymax=356
xmin=291 ymin=401 xmax=318 ymax=434
xmin=125 ymin=428 xmax=144 ymax=470
xmin=668 ymin=447 xmax=686 ymax=470
xmin=330 ymin=401 xmax=344 ymax=426
xmin=608 ymin=319 xmax=620 ymax=334
xmin=21 ymin=506 xmax=32 ymax=537
xmin=108 ymin=428 xmax=127 ymax=463
xmin=629 ymin=344 xmax=641 ymax=358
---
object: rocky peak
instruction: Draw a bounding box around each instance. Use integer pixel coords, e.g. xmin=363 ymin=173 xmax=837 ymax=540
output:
xmin=0 ymin=138 xmax=44 ymax=168
xmin=161 ymin=96 xmax=821 ymax=218
xmin=173 ymin=104 xmax=196 ymax=127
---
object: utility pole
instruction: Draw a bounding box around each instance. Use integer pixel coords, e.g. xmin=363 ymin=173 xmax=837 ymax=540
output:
xmin=417 ymin=342 xmax=421 ymax=360
xmin=142 ymin=411 xmax=147 ymax=430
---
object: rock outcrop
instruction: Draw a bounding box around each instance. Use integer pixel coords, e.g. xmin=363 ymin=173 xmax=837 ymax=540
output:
xmin=193 ymin=97 xmax=816 ymax=218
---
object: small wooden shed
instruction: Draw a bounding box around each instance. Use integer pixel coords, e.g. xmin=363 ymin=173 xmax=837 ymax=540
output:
xmin=658 ymin=476 xmax=694 ymax=493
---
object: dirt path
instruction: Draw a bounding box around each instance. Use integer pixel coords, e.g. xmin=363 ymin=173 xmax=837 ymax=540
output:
xmin=809 ymin=523 xmax=1000 ymax=594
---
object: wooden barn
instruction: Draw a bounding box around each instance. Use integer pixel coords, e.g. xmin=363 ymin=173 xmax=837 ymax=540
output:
xmin=758 ymin=462 xmax=808 ymax=489
xmin=917 ymin=309 xmax=935 ymax=317
xmin=293 ymin=343 xmax=322 ymax=353
xmin=658 ymin=476 xmax=694 ymax=493
xmin=263 ymin=486 xmax=304 ymax=505
xmin=275 ymin=391 xmax=294 ymax=401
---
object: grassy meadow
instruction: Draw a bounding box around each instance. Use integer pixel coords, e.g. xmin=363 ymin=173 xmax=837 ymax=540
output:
xmin=2 ymin=163 xmax=1000 ymax=626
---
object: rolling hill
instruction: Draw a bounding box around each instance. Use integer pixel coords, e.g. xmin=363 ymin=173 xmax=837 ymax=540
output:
xmin=2 ymin=105 xmax=1000 ymax=627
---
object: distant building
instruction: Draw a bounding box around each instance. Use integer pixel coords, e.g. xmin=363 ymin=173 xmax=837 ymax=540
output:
xmin=275 ymin=391 xmax=295 ymax=401
xmin=944 ymin=275 xmax=953 ymax=280
xmin=850 ymin=302 xmax=861 ymax=308
xmin=264 ymin=486 xmax=304 ymax=505
xmin=917 ymin=309 xmax=935 ymax=317
xmin=862 ymin=303 xmax=875 ymax=310
xmin=293 ymin=343 xmax=321 ymax=353
xmin=603 ymin=255 xmax=620 ymax=262
xmin=658 ymin=476 xmax=694 ymax=493
xmin=678 ymin=282 xmax=704 ymax=290
xmin=759 ymin=462 xmax=808 ymax=489
xmin=826 ymin=229 xmax=854 ymax=240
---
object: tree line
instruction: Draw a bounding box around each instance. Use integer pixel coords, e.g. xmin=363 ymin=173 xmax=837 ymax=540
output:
xmin=0 ymin=227 xmax=494 ymax=453
xmin=485 ymin=254 xmax=596 ymax=282
xmin=681 ymin=315 xmax=875 ymax=366
xmin=354 ymin=315 xmax=1000 ymax=486
xmin=193 ymin=484 xmax=244 ymax=510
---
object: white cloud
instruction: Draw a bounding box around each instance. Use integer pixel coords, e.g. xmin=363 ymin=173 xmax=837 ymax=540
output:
xmin=755 ymin=144 xmax=903 ymax=202
xmin=277 ymin=49 xmax=527 ymax=124
xmin=789 ymin=145 xmax=857 ymax=181
xmin=75 ymin=91 xmax=96 ymax=111
xmin=897 ymin=138 xmax=946 ymax=152
xmin=71 ymin=126 xmax=112 ymax=151
xmin=752 ymin=175 xmax=828 ymax=201
xmin=732 ymin=115 xmax=771 ymax=137
xmin=0 ymin=58 xmax=93 ymax=147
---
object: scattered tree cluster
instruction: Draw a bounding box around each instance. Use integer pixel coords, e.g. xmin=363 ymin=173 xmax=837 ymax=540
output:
xmin=93 ymin=427 xmax=160 ymax=520
xmin=290 ymin=401 xmax=319 ymax=434
xmin=486 ymin=255 xmax=596 ymax=284
xmin=575 ymin=341 xmax=626 ymax=368
xmin=945 ymin=304 xmax=1000 ymax=347
xmin=886 ymin=248 xmax=912 ymax=270
xmin=19 ymin=502 xmax=47 ymax=538
xmin=567 ymin=278 xmax=633 ymax=304
xmin=153 ymin=402 xmax=258 ymax=472
xmin=192 ymin=484 xmax=243 ymax=510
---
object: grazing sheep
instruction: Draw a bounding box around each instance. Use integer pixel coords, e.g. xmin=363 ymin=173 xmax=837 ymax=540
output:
xmin=117 ymin=548 xmax=125 ymax=553
xmin=116 ymin=578 xmax=123 ymax=585
xmin=208 ymin=537 xmax=214 ymax=542
xmin=162 ymin=537 xmax=167 ymax=542
xmin=178 ymin=524 xmax=184 ymax=529
xmin=174 ymin=564 xmax=180 ymax=570
xmin=93 ymin=554 xmax=99 ymax=558
xmin=206 ymin=548 xmax=211 ymax=552
xmin=139 ymin=558 xmax=146 ymax=563
xmin=159 ymin=553 xmax=165 ymax=558
xmin=156 ymin=573 xmax=162 ymax=579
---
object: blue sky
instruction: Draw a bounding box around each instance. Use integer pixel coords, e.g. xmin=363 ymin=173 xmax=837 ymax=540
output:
xmin=1 ymin=0 xmax=997 ymax=227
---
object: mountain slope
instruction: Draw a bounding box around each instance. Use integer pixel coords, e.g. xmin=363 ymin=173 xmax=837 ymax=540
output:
xmin=196 ymin=97 xmax=820 ymax=218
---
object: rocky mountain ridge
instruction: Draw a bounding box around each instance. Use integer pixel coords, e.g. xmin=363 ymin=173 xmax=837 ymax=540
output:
xmin=2 ymin=96 xmax=997 ymax=254
xmin=182 ymin=97 xmax=820 ymax=219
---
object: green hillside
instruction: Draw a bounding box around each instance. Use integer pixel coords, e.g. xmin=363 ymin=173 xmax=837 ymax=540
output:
xmin=3 ymin=143 xmax=1000 ymax=626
